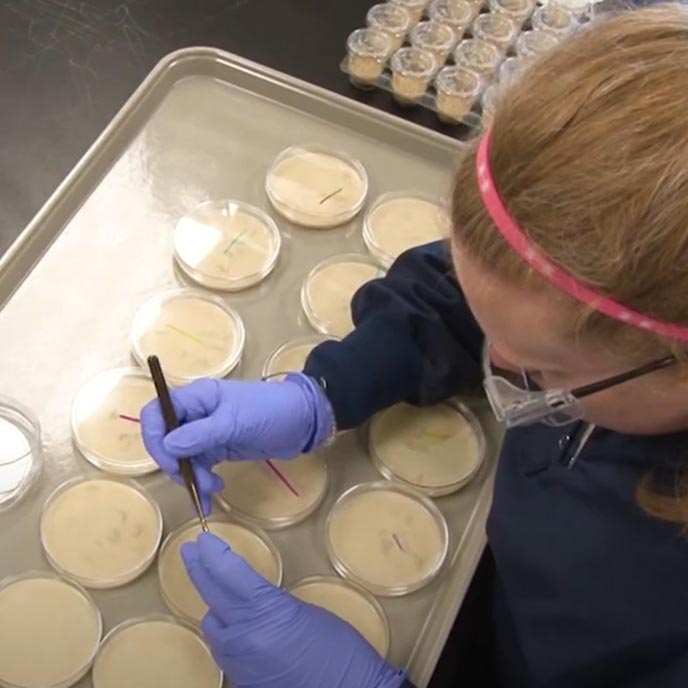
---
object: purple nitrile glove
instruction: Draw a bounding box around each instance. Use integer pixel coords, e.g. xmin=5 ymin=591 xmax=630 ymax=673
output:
xmin=181 ymin=533 xmax=407 ymax=688
xmin=140 ymin=373 xmax=334 ymax=511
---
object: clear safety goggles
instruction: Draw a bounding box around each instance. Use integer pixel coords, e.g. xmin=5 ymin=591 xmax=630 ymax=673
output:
xmin=481 ymin=341 xmax=676 ymax=428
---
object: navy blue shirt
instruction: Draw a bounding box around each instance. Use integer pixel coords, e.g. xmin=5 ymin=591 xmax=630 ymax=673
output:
xmin=304 ymin=241 xmax=688 ymax=687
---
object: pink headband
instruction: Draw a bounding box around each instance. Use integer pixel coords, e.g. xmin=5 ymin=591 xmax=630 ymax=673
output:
xmin=476 ymin=131 xmax=688 ymax=343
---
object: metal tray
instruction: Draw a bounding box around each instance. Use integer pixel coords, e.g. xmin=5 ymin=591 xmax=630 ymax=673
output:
xmin=0 ymin=47 xmax=500 ymax=687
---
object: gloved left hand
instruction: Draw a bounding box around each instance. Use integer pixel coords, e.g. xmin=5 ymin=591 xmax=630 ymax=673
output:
xmin=181 ymin=533 xmax=407 ymax=688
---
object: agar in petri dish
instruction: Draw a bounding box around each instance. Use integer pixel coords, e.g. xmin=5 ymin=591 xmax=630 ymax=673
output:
xmin=71 ymin=368 xmax=158 ymax=476
xmin=326 ymin=481 xmax=449 ymax=596
xmin=0 ymin=573 xmax=101 ymax=688
xmin=158 ymin=518 xmax=282 ymax=624
xmin=265 ymin=145 xmax=369 ymax=228
xmin=92 ymin=616 xmax=222 ymax=688
xmin=369 ymin=402 xmax=486 ymax=496
xmin=40 ymin=477 xmax=163 ymax=589
xmin=262 ymin=334 xmax=334 ymax=380
xmin=174 ymin=200 xmax=281 ymax=292
xmin=215 ymin=452 xmax=329 ymax=529
xmin=363 ymin=192 xmax=450 ymax=267
xmin=288 ymin=575 xmax=391 ymax=657
xmin=301 ymin=255 xmax=383 ymax=337
xmin=130 ymin=288 xmax=245 ymax=385
xmin=0 ymin=395 xmax=41 ymax=510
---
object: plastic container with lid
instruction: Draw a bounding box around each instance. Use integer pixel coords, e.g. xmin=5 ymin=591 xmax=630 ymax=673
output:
xmin=471 ymin=12 xmax=518 ymax=51
xmin=262 ymin=335 xmax=334 ymax=381
xmin=367 ymin=2 xmax=413 ymax=50
xmin=40 ymin=477 xmax=163 ymax=589
xmin=0 ymin=394 xmax=42 ymax=511
xmin=434 ymin=65 xmax=482 ymax=123
xmin=390 ymin=47 xmax=438 ymax=105
xmin=174 ymin=199 xmax=281 ymax=292
xmin=515 ymin=28 xmax=559 ymax=59
xmin=363 ymin=191 xmax=449 ymax=267
xmin=158 ymin=517 xmax=283 ymax=624
xmin=92 ymin=615 xmax=222 ymax=688
xmin=288 ymin=575 xmax=391 ymax=657
xmin=71 ymin=367 xmax=158 ymax=476
xmin=531 ymin=2 xmax=578 ymax=33
xmin=266 ymin=144 xmax=369 ymax=228
xmin=369 ymin=401 xmax=486 ymax=496
xmin=410 ymin=20 xmax=457 ymax=64
xmin=428 ymin=0 xmax=477 ymax=35
xmin=326 ymin=481 xmax=449 ymax=596
xmin=130 ymin=288 xmax=245 ymax=385
xmin=387 ymin=0 xmax=430 ymax=23
xmin=301 ymin=254 xmax=383 ymax=337
xmin=488 ymin=0 xmax=535 ymax=24
xmin=0 ymin=572 xmax=102 ymax=688
xmin=453 ymin=37 xmax=502 ymax=78
xmin=346 ymin=28 xmax=394 ymax=88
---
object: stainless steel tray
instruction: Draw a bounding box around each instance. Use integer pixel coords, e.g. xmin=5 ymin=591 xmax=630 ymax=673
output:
xmin=0 ymin=47 xmax=499 ymax=687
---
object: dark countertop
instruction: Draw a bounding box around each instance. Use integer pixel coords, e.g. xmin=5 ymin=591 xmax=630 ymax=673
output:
xmin=0 ymin=0 xmax=459 ymax=257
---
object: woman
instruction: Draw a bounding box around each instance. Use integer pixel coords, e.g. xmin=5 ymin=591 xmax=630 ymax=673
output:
xmin=141 ymin=6 xmax=688 ymax=686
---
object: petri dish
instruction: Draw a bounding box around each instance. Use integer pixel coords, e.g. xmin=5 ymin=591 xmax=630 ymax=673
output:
xmin=158 ymin=517 xmax=282 ymax=624
xmin=364 ymin=192 xmax=449 ymax=267
xmin=453 ymin=37 xmax=502 ymax=78
xmin=531 ymin=2 xmax=578 ymax=33
xmin=215 ymin=452 xmax=329 ymax=529
xmin=515 ymin=28 xmax=559 ymax=58
xmin=387 ymin=0 xmax=430 ymax=23
xmin=428 ymin=0 xmax=477 ymax=36
xmin=40 ymin=477 xmax=163 ymax=589
xmin=347 ymin=28 xmax=394 ymax=88
xmin=301 ymin=254 xmax=383 ymax=337
xmin=266 ymin=145 xmax=369 ymax=228
xmin=174 ymin=199 xmax=281 ymax=292
xmin=130 ymin=288 xmax=245 ymax=385
xmin=288 ymin=575 xmax=391 ymax=657
xmin=0 ymin=572 xmax=101 ymax=688
xmin=367 ymin=3 xmax=413 ymax=50
xmin=71 ymin=367 xmax=158 ymax=476
xmin=262 ymin=335 xmax=334 ymax=380
xmin=92 ymin=615 xmax=222 ymax=688
xmin=434 ymin=65 xmax=482 ymax=123
xmin=481 ymin=83 xmax=500 ymax=127
xmin=409 ymin=20 xmax=457 ymax=64
xmin=390 ymin=47 xmax=438 ymax=105
xmin=471 ymin=12 xmax=519 ymax=51
xmin=488 ymin=0 xmax=535 ymax=23
xmin=369 ymin=402 xmax=486 ymax=496
xmin=498 ymin=55 xmax=522 ymax=84
xmin=326 ymin=481 xmax=449 ymax=596
xmin=0 ymin=395 xmax=41 ymax=511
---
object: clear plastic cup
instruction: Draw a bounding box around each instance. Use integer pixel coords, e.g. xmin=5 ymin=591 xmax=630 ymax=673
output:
xmin=363 ymin=191 xmax=449 ymax=267
xmin=488 ymin=0 xmax=535 ymax=24
xmin=369 ymin=401 xmax=486 ymax=496
xmin=130 ymin=288 xmax=245 ymax=385
xmin=471 ymin=12 xmax=518 ymax=51
xmin=434 ymin=65 xmax=482 ymax=123
xmin=0 ymin=394 xmax=41 ymax=511
xmin=40 ymin=477 xmax=163 ymax=589
xmin=390 ymin=47 xmax=437 ymax=104
xmin=481 ymin=83 xmax=500 ymax=127
xmin=174 ymin=199 xmax=281 ymax=292
xmin=326 ymin=481 xmax=449 ymax=596
xmin=346 ymin=28 xmax=394 ymax=88
xmin=515 ymin=28 xmax=559 ymax=58
xmin=92 ymin=615 xmax=222 ymax=688
xmin=387 ymin=0 xmax=430 ymax=23
xmin=531 ymin=2 xmax=578 ymax=33
xmin=288 ymin=576 xmax=391 ymax=658
xmin=266 ymin=144 xmax=369 ymax=228
xmin=453 ymin=38 xmax=502 ymax=78
xmin=367 ymin=3 xmax=413 ymax=50
xmin=428 ymin=0 xmax=477 ymax=36
xmin=301 ymin=254 xmax=384 ymax=338
xmin=0 ymin=572 xmax=101 ymax=688
xmin=498 ymin=55 xmax=522 ymax=84
xmin=262 ymin=335 xmax=334 ymax=380
xmin=410 ymin=20 xmax=457 ymax=64
xmin=71 ymin=367 xmax=158 ymax=476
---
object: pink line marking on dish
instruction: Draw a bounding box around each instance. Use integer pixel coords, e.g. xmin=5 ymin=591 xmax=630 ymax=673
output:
xmin=265 ymin=460 xmax=300 ymax=497
xmin=392 ymin=532 xmax=405 ymax=552
xmin=118 ymin=414 xmax=141 ymax=424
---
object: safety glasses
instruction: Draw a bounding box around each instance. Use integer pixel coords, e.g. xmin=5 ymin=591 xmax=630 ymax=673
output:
xmin=482 ymin=342 xmax=676 ymax=428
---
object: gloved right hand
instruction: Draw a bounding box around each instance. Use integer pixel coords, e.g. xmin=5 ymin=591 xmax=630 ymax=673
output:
xmin=140 ymin=373 xmax=334 ymax=500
